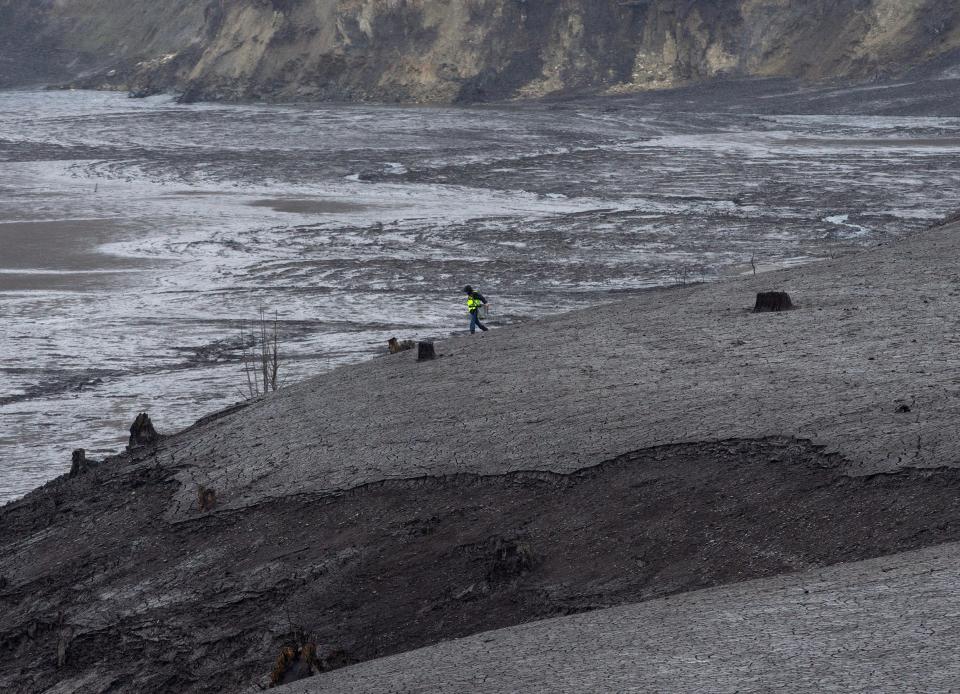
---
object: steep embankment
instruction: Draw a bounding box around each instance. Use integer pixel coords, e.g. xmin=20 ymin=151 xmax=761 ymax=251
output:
xmin=3 ymin=0 xmax=960 ymax=102
xmin=0 ymin=1 xmax=208 ymax=90
xmin=279 ymin=541 xmax=960 ymax=693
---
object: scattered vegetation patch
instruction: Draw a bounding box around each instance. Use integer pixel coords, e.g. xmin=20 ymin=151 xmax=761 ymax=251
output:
xmin=240 ymin=308 xmax=282 ymax=399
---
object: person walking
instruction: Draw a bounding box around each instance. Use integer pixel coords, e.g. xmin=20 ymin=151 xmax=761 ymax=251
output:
xmin=463 ymin=285 xmax=489 ymax=334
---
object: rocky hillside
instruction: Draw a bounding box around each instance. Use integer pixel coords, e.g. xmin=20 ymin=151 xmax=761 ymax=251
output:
xmin=3 ymin=0 xmax=960 ymax=102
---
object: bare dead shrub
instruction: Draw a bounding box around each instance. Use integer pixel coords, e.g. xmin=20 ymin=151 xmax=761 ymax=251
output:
xmin=240 ymin=307 xmax=281 ymax=399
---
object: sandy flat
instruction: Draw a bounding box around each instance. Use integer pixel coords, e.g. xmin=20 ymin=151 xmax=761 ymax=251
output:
xmin=782 ymin=137 xmax=960 ymax=148
xmin=247 ymin=198 xmax=370 ymax=214
xmin=0 ymin=218 xmax=148 ymax=291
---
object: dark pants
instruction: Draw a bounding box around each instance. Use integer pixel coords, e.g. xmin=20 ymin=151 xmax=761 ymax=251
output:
xmin=469 ymin=310 xmax=488 ymax=333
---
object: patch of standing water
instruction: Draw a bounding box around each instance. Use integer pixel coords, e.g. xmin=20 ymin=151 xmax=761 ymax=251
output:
xmin=824 ymin=214 xmax=873 ymax=237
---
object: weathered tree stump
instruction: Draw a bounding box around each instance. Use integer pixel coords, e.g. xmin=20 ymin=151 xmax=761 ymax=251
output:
xmin=754 ymin=291 xmax=793 ymax=312
xmin=417 ymin=341 xmax=436 ymax=361
xmin=56 ymin=625 xmax=72 ymax=668
xmin=487 ymin=538 xmax=537 ymax=583
xmin=128 ymin=412 xmax=159 ymax=450
xmin=197 ymin=486 xmax=217 ymax=512
xmin=271 ymin=643 xmax=321 ymax=686
xmin=69 ymin=449 xmax=87 ymax=477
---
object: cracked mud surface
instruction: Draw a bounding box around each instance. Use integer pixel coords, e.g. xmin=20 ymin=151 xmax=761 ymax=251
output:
xmin=3 ymin=438 xmax=960 ymax=692
xmin=145 ymin=219 xmax=960 ymax=524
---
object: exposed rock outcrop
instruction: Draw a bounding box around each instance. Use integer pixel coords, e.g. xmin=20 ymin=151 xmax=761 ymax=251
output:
xmin=3 ymin=0 xmax=960 ymax=103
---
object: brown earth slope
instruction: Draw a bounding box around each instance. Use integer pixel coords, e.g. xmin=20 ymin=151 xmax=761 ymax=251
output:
xmin=3 ymin=0 xmax=960 ymax=102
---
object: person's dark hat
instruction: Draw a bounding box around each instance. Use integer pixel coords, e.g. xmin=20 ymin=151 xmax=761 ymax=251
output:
xmin=463 ymin=285 xmax=473 ymax=294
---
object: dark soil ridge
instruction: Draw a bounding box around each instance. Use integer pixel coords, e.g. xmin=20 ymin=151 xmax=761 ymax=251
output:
xmin=3 ymin=437 xmax=960 ymax=692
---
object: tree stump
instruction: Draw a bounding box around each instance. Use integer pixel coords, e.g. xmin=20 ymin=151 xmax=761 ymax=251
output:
xmin=128 ymin=412 xmax=159 ymax=450
xmin=417 ymin=341 xmax=436 ymax=361
xmin=271 ymin=643 xmax=321 ymax=686
xmin=57 ymin=625 xmax=72 ymax=668
xmin=197 ymin=486 xmax=217 ymax=512
xmin=754 ymin=291 xmax=793 ymax=312
xmin=69 ymin=449 xmax=87 ymax=477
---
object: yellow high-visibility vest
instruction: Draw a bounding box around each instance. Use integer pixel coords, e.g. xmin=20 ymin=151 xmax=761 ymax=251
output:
xmin=467 ymin=294 xmax=482 ymax=312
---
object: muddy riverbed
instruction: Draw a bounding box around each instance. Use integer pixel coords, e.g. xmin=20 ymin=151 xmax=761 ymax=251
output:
xmin=3 ymin=79 xmax=960 ymax=502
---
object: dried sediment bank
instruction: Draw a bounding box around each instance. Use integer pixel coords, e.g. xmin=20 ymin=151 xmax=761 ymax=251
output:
xmin=153 ymin=217 xmax=960 ymax=519
xmin=0 ymin=218 xmax=150 ymax=292
xmin=4 ymin=218 xmax=960 ymax=691
xmin=285 ymin=540 xmax=960 ymax=693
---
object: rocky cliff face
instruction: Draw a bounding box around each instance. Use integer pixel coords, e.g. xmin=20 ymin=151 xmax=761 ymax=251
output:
xmin=3 ymin=0 xmax=960 ymax=101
